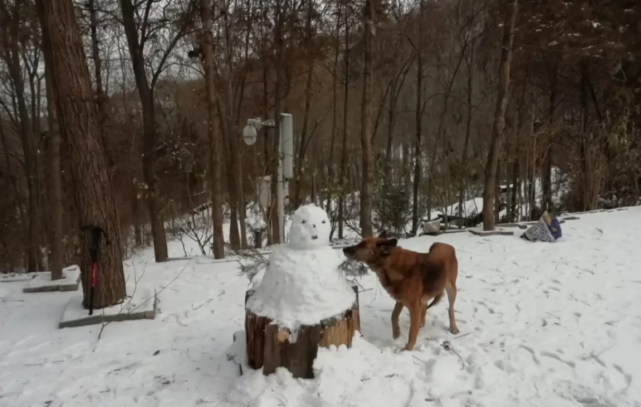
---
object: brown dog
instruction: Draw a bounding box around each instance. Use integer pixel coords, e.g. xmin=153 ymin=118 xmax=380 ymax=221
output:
xmin=342 ymin=232 xmax=459 ymax=351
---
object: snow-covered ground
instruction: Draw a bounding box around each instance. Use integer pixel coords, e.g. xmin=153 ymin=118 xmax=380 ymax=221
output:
xmin=2 ymin=208 xmax=641 ymax=407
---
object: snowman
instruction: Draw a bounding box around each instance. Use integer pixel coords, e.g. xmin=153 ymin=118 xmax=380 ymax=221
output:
xmin=246 ymin=204 xmax=356 ymax=330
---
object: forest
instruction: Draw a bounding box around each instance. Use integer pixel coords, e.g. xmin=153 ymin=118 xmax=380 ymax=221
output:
xmin=1 ymin=0 xmax=640 ymax=306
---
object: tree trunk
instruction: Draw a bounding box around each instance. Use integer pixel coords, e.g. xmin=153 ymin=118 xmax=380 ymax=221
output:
xmin=200 ymin=0 xmax=225 ymax=259
xmin=224 ymin=111 xmax=242 ymax=252
xmin=494 ymin=157 xmax=502 ymax=223
xmin=293 ymin=0 xmax=315 ymax=209
xmin=88 ymin=0 xmax=107 ymax=130
xmin=482 ymin=0 xmax=517 ymax=231
xmin=411 ymin=0 xmax=424 ymax=235
xmin=459 ymin=37 xmax=475 ymax=223
xmin=133 ymin=187 xmax=144 ymax=247
xmin=360 ymin=0 xmax=375 ymax=237
xmin=43 ymin=50 xmax=64 ymax=281
xmin=384 ymin=83 xmax=396 ymax=181
xmin=262 ymin=66 xmax=273 ymax=246
xmin=325 ymin=9 xmax=340 ymax=215
xmin=216 ymin=5 xmax=242 ymax=251
xmin=511 ymin=160 xmax=519 ymax=221
xmin=542 ymin=67 xmax=557 ymax=213
xmin=0 ymin=0 xmax=41 ymax=271
xmin=403 ymin=139 xmax=411 ymax=201
xmin=221 ymin=98 xmax=240 ymax=251
xmin=37 ymin=0 xmax=126 ymax=308
xmin=338 ymin=8 xmax=350 ymax=240
xmin=269 ymin=0 xmax=285 ymax=244
xmin=120 ymin=0 xmax=168 ymax=262
xmin=0 ymin=119 xmax=27 ymax=255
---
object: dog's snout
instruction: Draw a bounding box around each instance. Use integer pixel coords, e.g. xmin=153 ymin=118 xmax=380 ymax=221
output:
xmin=313 ymin=224 xmax=316 ymax=228
xmin=343 ymin=247 xmax=354 ymax=256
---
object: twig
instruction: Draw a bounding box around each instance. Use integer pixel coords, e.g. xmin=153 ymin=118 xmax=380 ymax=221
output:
xmin=441 ymin=340 xmax=465 ymax=370
xmin=235 ymin=248 xmax=269 ymax=286
xmin=454 ymin=332 xmax=474 ymax=339
xmin=453 ymin=332 xmax=473 ymax=340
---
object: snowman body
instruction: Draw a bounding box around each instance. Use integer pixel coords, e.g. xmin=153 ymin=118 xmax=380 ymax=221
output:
xmin=246 ymin=205 xmax=356 ymax=330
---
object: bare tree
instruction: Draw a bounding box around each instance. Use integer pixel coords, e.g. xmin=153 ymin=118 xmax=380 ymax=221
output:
xmin=0 ymin=0 xmax=41 ymax=271
xmin=43 ymin=51 xmax=63 ymax=280
xmin=199 ymin=0 xmax=225 ymax=258
xmin=482 ymin=0 xmax=518 ymax=231
xmin=119 ymin=0 xmax=195 ymax=262
xmin=360 ymin=0 xmax=376 ymax=237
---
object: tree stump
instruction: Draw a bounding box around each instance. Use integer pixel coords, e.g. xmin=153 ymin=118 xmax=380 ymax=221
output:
xmin=244 ymin=285 xmax=360 ymax=379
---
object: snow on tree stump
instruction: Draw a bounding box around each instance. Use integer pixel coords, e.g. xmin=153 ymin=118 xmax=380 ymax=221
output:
xmin=244 ymin=205 xmax=359 ymax=379
xmin=245 ymin=285 xmax=360 ymax=377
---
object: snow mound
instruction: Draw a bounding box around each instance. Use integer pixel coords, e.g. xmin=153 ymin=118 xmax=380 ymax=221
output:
xmin=246 ymin=244 xmax=356 ymax=331
xmin=228 ymin=333 xmax=631 ymax=407
xmin=246 ymin=205 xmax=355 ymax=330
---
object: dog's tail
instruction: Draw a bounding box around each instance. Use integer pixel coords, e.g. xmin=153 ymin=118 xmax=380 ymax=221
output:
xmin=426 ymin=292 xmax=443 ymax=310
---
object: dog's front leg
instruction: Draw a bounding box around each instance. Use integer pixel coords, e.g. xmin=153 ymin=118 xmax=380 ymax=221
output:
xmin=391 ymin=302 xmax=403 ymax=339
xmin=404 ymin=302 xmax=422 ymax=351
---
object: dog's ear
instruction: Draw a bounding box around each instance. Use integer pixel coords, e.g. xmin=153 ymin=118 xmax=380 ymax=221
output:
xmin=378 ymin=230 xmax=388 ymax=239
xmin=377 ymin=238 xmax=397 ymax=247
xmin=376 ymin=238 xmax=397 ymax=257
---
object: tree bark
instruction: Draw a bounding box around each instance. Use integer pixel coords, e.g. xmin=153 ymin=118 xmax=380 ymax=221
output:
xmin=120 ymin=0 xmax=168 ymax=262
xmin=219 ymin=93 xmax=240 ymax=251
xmin=482 ymin=0 xmax=517 ymax=231
xmin=542 ymin=64 xmax=558 ymax=213
xmin=88 ymin=0 xmax=107 ymax=129
xmin=293 ymin=0 xmax=315 ymax=209
xmin=325 ymin=5 xmax=340 ymax=215
xmin=261 ymin=64 xmax=273 ymax=246
xmin=411 ymin=0 xmax=425 ymax=235
xmin=459 ymin=37 xmax=475 ymax=222
xmin=338 ymin=7 xmax=350 ymax=240
xmin=224 ymin=123 xmax=242 ymax=252
xmin=37 ymin=0 xmax=126 ymax=308
xmin=360 ymin=0 xmax=375 ymax=237
xmin=271 ymin=0 xmax=286 ymax=244
xmin=43 ymin=49 xmax=64 ymax=281
xmin=234 ymin=6 xmax=250 ymax=250
xmin=200 ymin=0 xmax=225 ymax=259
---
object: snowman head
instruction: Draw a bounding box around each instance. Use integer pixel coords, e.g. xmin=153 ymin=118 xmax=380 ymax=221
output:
xmin=288 ymin=204 xmax=331 ymax=249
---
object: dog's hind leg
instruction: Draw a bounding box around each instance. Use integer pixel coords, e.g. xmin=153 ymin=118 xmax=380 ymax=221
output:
xmin=445 ymin=282 xmax=459 ymax=334
xmin=391 ymin=302 xmax=403 ymax=339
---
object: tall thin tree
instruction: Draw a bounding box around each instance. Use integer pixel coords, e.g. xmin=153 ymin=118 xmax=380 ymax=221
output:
xmin=43 ymin=50 xmax=64 ymax=281
xmin=482 ymin=0 xmax=518 ymax=231
xmin=119 ymin=0 xmax=193 ymax=262
xmin=0 ymin=0 xmax=41 ymax=271
xmin=199 ymin=0 xmax=225 ymax=259
xmin=360 ymin=0 xmax=375 ymax=237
